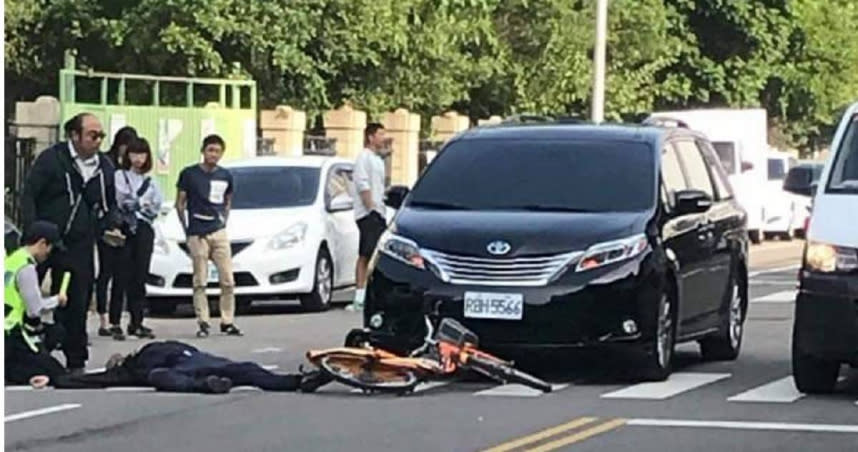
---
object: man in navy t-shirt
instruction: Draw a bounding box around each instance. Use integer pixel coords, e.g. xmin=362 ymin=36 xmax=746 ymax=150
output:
xmin=176 ymin=135 xmax=242 ymax=338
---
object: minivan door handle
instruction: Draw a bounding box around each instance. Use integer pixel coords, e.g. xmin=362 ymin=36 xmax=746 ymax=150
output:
xmin=698 ymin=222 xmax=715 ymax=242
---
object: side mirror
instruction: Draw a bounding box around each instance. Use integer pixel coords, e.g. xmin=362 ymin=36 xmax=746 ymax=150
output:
xmin=327 ymin=195 xmax=353 ymax=212
xmin=384 ymin=185 xmax=410 ymax=210
xmin=741 ymin=161 xmax=754 ymax=172
xmin=810 ymin=181 xmax=819 ymax=197
xmin=674 ymin=189 xmax=713 ymax=215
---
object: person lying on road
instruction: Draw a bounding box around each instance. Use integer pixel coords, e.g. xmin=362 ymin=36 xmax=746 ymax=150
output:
xmin=31 ymin=340 xmax=312 ymax=394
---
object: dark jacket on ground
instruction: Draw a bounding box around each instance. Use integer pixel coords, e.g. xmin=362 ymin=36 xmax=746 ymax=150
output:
xmin=53 ymin=341 xmax=302 ymax=392
xmin=21 ymin=142 xmax=120 ymax=242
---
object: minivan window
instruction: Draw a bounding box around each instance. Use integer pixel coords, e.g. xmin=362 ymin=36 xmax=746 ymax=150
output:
xmin=768 ymin=158 xmax=787 ymax=181
xmin=230 ymin=166 xmax=320 ymax=209
xmin=827 ymin=115 xmax=858 ymax=193
xmin=661 ymin=146 xmax=686 ymax=209
xmin=711 ymin=141 xmax=737 ymax=175
xmin=674 ymin=141 xmax=715 ymax=198
xmin=409 ymin=140 xmax=655 ymax=212
xmin=698 ymin=140 xmax=733 ymax=200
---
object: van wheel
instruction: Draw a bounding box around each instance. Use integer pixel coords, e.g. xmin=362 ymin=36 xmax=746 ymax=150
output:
xmin=792 ymin=330 xmax=840 ymax=394
xmin=748 ymin=230 xmax=762 ymax=244
xmin=300 ymin=249 xmax=333 ymax=312
xmin=700 ymin=273 xmax=745 ymax=361
xmin=638 ymin=291 xmax=676 ymax=381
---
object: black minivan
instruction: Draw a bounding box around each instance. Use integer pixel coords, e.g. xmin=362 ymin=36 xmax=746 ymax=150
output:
xmin=364 ymin=120 xmax=750 ymax=380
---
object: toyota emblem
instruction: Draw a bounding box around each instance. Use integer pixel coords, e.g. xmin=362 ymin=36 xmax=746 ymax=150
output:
xmin=486 ymin=240 xmax=512 ymax=256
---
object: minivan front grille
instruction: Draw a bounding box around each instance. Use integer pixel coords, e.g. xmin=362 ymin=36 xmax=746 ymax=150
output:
xmin=421 ymin=249 xmax=583 ymax=287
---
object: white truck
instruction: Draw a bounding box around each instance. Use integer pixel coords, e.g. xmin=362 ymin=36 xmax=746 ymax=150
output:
xmin=649 ymin=108 xmax=792 ymax=243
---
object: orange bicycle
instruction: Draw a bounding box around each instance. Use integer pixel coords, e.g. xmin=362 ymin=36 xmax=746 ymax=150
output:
xmin=305 ymin=317 xmax=553 ymax=394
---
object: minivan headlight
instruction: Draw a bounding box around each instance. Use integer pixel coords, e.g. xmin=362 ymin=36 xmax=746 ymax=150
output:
xmin=804 ymin=241 xmax=858 ymax=273
xmin=377 ymin=231 xmax=426 ymax=270
xmin=268 ymin=222 xmax=308 ymax=250
xmin=575 ymin=234 xmax=650 ymax=272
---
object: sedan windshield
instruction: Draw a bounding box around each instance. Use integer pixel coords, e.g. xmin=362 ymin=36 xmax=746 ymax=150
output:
xmin=409 ymin=139 xmax=655 ymax=212
xmin=229 ymin=166 xmax=320 ymax=209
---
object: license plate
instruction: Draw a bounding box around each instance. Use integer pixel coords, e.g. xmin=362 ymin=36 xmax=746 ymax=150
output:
xmin=464 ymin=292 xmax=523 ymax=320
xmin=208 ymin=264 xmax=219 ymax=283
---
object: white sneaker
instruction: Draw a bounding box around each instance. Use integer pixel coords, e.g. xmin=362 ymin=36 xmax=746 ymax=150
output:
xmin=344 ymin=303 xmax=363 ymax=312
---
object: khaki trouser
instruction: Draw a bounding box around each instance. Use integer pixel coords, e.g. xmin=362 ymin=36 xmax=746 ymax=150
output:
xmin=187 ymin=228 xmax=234 ymax=325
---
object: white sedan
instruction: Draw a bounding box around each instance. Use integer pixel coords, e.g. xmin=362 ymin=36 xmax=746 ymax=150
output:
xmin=146 ymin=156 xmax=360 ymax=314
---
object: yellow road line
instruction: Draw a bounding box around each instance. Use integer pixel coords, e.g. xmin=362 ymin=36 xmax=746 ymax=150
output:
xmin=525 ymin=418 xmax=627 ymax=452
xmin=482 ymin=417 xmax=600 ymax=452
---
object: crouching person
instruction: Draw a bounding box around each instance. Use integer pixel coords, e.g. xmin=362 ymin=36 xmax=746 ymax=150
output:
xmin=4 ymin=222 xmax=69 ymax=386
xmin=52 ymin=341 xmax=305 ymax=394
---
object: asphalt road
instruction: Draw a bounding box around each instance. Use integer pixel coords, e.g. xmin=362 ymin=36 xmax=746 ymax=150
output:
xmin=6 ymin=240 xmax=858 ymax=452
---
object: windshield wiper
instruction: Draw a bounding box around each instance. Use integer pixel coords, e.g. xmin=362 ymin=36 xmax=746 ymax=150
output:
xmin=409 ymin=200 xmax=472 ymax=210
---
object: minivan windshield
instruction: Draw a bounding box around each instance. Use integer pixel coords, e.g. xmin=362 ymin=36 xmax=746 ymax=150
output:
xmin=230 ymin=166 xmax=320 ymax=209
xmin=827 ymin=114 xmax=858 ymax=193
xmin=409 ymin=139 xmax=655 ymax=212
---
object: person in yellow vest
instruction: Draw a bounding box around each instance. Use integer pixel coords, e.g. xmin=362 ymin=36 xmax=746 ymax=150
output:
xmin=4 ymin=221 xmax=69 ymax=385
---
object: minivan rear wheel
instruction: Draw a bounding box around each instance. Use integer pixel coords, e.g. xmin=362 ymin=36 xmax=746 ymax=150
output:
xmin=700 ymin=274 xmax=745 ymax=361
xmin=638 ymin=292 xmax=676 ymax=381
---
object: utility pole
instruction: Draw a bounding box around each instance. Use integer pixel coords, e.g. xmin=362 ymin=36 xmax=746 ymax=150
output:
xmin=591 ymin=0 xmax=609 ymax=123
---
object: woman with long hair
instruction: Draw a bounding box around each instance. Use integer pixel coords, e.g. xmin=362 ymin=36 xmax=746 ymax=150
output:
xmin=111 ymin=137 xmax=162 ymax=339
xmin=96 ymin=126 xmax=138 ymax=339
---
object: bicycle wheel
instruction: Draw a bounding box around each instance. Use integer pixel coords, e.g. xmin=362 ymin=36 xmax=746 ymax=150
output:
xmin=318 ymin=355 xmax=420 ymax=394
xmin=466 ymin=354 xmax=553 ymax=393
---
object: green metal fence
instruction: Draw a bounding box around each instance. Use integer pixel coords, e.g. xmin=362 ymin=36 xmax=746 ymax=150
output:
xmin=59 ymin=53 xmax=257 ymax=199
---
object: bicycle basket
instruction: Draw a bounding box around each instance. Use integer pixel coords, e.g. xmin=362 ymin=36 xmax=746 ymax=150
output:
xmin=434 ymin=318 xmax=479 ymax=346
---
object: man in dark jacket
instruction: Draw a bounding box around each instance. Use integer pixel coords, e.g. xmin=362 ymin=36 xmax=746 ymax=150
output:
xmin=47 ymin=341 xmax=305 ymax=393
xmin=21 ymin=112 xmax=120 ymax=373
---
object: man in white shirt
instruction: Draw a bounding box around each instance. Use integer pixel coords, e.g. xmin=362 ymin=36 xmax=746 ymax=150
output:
xmin=347 ymin=123 xmax=389 ymax=311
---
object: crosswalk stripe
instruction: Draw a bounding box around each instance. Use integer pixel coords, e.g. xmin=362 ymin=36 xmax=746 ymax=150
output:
xmin=727 ymin=377 xmax=804 ymax=403
xmin=752 ymin=290 xmax=796 ymax=303
xmin=600 ymin=372 xmax=730 ymax=400
xmin=475 ymin=383 xmax=567 ymax=398
xmin=414 ymin=381 xmax=452 ymax=393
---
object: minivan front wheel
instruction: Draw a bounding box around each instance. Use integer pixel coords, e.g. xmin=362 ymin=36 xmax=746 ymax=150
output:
xmin=638 ymin=292 xmax=676 ymax=381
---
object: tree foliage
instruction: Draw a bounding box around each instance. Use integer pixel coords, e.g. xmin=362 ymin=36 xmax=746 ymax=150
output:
xmin=5 ymin=0 xmax=857 ymax=150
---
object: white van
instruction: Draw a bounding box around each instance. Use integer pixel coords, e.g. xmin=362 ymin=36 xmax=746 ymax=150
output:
xmin=791 ymin=101 xmax=858 ymax=393
xmin=649 ymin=109 xmax=771 ymax=243
xmin=762 ymin=152 xmax=798 ymax=239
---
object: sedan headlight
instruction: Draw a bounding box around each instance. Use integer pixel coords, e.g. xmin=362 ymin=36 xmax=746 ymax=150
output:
xmin=576 ymin=234 xmax=650 ymax=272
xmin=377 ymin=231 xmax=426 ymax=270
xmin=268 ymin=222 xmax=308 ymax=250
xmin=153 ymin=227 xmax=170 ymax=255
xmin=804 ymin=241 xmax=858 ymax=273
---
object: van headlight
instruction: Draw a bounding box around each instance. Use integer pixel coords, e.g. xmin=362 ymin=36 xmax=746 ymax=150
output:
xmin=804 ymin=242 xmax=858 ymax=273
xmin=576 ymin=234 xmax=650 ymax=272
xmin=377 ymin=231 xmax=426 ymax=270
xmin=268 ymin=222 xmax=308 ymax=250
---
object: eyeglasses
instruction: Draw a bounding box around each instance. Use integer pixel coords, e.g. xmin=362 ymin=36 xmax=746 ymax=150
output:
xmin=86 ymin=131 xmax=106 ymax=141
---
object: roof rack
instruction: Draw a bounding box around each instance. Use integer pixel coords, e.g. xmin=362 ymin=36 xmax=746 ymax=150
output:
xmin=641 ymin=116 xmax=690 ymax=129
xmin=500 ymin=114 xmax=555 ymax=124
xmin=499 ymin=114 xmax=589 ymax=125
